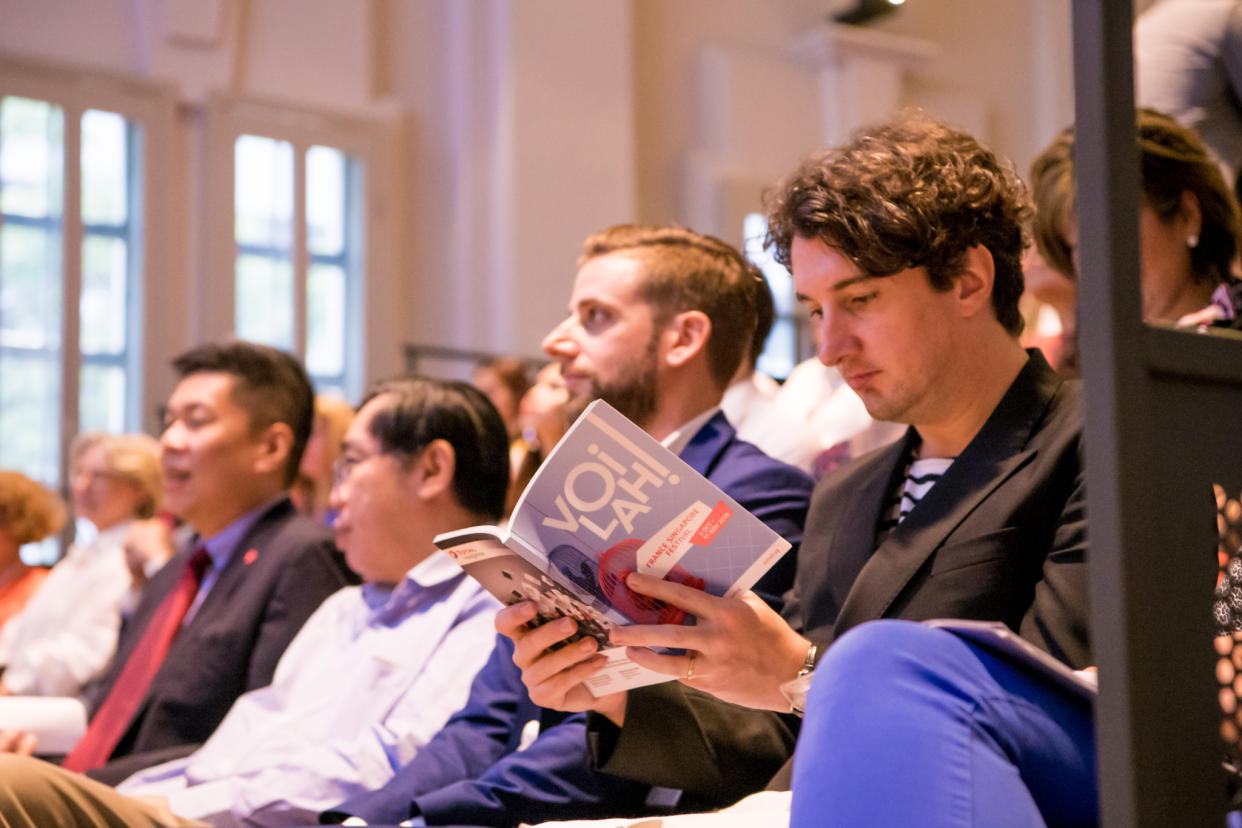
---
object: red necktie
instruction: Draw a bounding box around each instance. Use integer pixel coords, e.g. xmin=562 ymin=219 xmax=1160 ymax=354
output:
xmin=62 ymin=547 xmax=212 ymax=772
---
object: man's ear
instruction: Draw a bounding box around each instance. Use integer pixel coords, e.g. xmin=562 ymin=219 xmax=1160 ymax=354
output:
xmin=661 ymin=310 xmax=712 ymax=369
xmin=955 ymin=245 xmax=996 ymax=319
xmin=414 ymin=439 xmax=456 ymax=501
xmin=253 ymin=422 xmax=295 ymax=479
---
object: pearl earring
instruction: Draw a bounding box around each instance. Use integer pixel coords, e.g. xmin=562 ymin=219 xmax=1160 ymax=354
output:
xmin=1188 ymin=233 xmax=1199 ymax=248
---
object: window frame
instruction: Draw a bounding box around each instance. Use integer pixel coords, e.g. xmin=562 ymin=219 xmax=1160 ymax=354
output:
xmin=205 ymin=93 xmax=404 ymax=403
xmin=0 ymin=54 xmax=176 ymax=506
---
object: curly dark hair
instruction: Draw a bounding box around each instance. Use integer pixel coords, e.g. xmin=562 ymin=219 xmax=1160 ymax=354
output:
xmin=765 ymin=112 xmax=1033 ymax=335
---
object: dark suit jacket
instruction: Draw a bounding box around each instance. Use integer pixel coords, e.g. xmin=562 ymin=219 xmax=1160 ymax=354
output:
xmin=322 ymin=412 xmax=814 ymax=827
xmin=592 ymin=350 xmax=1092 ymax=804
xmin=82 ymin=497 xmax=354 ymax=776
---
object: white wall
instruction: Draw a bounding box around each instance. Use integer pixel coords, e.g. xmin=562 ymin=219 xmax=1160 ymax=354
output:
xmin=871 ymin=0 xmax=1075 ymax=175
xmin=0 ymin=0 xmax=1078 ymax=399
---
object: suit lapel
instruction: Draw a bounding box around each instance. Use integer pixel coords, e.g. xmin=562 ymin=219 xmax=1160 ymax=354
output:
xmin=182 ymin=497 xmax=294 ymax=621
xmin=677 ymin=411 xmax=733 ymax=478
xmin=821 ymin=433 xmax=912 ymax=603
xmin=114 ymin=498 xmax=298 ymax=751
xmin=833 ymin=352 xmax=1063 ymax=631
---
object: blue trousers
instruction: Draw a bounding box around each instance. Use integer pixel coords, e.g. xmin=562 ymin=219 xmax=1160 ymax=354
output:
xmin=789 ymin=620 xmax=1097 ymax=827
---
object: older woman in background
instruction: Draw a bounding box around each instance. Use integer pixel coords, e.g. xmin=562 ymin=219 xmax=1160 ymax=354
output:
xmin=0 ymin=433 xmax=161 ymax=699
xmin=291 ymin=395 xmax=354 ymax=526
xmin=0 ymin=473 xmax=64 ymax=630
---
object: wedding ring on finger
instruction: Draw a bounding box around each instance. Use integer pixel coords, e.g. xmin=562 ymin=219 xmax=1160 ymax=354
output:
xmin=685 ymin=653 xmax=697 ymax=681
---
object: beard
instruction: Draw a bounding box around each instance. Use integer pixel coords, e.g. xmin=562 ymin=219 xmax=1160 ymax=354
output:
xmin=582 ymin=336 xmax=659 ymax=428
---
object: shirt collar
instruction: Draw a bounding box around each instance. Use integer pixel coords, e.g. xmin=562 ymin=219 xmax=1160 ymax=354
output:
xmin=66 ymin=520 xmax=133 ymax=561
xmin=661 ymin=406 xmax=721 ymax=456
xmin=196 ymin=495 xmax=285 ymax=571
xmin=94 ymin=521 xmax=133 ymax=546
xmin=360 ymin=549 xmax=465 ymax=624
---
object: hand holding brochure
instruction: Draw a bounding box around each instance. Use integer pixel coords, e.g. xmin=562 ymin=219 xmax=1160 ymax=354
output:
xmin=0 ymin=696 xmax=87 ymax=754
xmin=435 ymin=400 xmax=793 ymax=695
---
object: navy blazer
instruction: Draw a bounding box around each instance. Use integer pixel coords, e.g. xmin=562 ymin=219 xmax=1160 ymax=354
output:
xmin=83 ymin=497 xmax=355 ymax=774
xmin=593 ymin=351 xmax=1092 ymax=804
xmin=323 ymin=413 xmax=813 ymax=826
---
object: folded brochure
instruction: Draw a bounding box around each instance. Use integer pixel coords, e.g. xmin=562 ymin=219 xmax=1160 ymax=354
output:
xmin=435 ymin=400 xmax=792 ymax=695
xmin=925 ymin=619 xmax=1097 ymax=701
xmin=0 ymin=696 xmax=87 ymax=754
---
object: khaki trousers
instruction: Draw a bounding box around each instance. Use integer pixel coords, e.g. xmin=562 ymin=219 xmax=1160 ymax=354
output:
xmin=0 ymin=754 xmax=207 ymax=828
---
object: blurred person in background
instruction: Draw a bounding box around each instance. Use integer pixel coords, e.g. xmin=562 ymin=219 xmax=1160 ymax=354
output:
xmin=721 ymin=271 xmax=828 ymax=473
xmin=472 ymin=355 xmax=531 ymax=443
xmin=1134 ymin=0 xmax=1242 ymax=184
xmin=506 ymin=362 xmax=573 ymax=517
xmin=1029 ymin=108 xmax=1242 ymax=342
xmin=0 ymin=433 xmax=161 ymax=700
xmin=1020 ymin=247 xmax=1078 ymax=377
xmin=119 ymin=516 xmax=180 ymax=601
xmin=291 ymin=395 xmax=355 ymax=526
xmin=0 ymin=472 xmax=64 ymax=629
xmin=1024 ymin=131 xmax=1081 ymax=376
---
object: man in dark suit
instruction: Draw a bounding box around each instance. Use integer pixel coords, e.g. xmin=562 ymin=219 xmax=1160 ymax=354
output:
xmin=67 ymin=341 xmax=353 ymax=781
xmin=320 ymin=225 xmax=813 ymax=826
xmin=501 ymin=114 xmax=1091 ymax=811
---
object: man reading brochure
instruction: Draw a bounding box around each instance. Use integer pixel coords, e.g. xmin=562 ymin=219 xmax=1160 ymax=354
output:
xmin=319 ymin=224 xmax=814 ymax=827
xmin=0 ymin=378 xmax=508 ymax=826
xmin=436 ymin=397 xmax=799 ymax=696
xmin=500 ymin=113 xmax=1092 ymax=811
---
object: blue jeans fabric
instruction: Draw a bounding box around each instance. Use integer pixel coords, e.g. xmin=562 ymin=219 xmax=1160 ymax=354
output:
xmin=790 ymin=620 xmax=1097 ymax=827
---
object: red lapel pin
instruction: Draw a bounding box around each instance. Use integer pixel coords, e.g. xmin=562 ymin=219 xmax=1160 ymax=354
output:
xmin=243 ymin=548 xmax=259 ymax=565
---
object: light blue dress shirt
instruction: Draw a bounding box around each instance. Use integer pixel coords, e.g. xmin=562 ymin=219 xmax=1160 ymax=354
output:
xmin=116 ymin=550 xmax=500 ymax=827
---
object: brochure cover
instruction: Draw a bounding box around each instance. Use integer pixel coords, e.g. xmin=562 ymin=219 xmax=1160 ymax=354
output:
xmin=436 ymin=400 xmax=793 ymax=695
xmin=925 ymin=619 xmax=1097 ymax=702
xmin=0 ymin=696 xmax=87 ymax=754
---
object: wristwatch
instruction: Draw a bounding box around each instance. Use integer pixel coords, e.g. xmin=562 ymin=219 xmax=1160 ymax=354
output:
xmin=780 ymin=641 xmax=819 ymax=716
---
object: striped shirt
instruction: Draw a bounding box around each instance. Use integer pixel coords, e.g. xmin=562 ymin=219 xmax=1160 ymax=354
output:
xmin=876 ymin=456 xmax=954 ymax=541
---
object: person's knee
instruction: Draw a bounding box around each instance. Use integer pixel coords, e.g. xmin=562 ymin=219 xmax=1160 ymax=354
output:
xmin=809 ymin=621 xmax=999 ymax=724
xmin=0 ymin=753 xmax=69 ymax=826
xmin=0 ymin=753 xmax=53 ymax=794
xmin=826 ymin=620 xmax=938 ymax=668
xmin=811 ymin=621 xmax=937 ymax=700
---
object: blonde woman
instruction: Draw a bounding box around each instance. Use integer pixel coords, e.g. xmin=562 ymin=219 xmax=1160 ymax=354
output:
xmin=0 ymin=433 xmax=160 ymax=699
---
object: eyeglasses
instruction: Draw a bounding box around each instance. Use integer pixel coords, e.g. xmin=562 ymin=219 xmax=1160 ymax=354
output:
xmin=74 ymin=468 xmax=126 ymax=486
xmin=332 ymin=445 xmax=420 ymax=490
xmin=332 ymin=454 xmax=371 ymax=489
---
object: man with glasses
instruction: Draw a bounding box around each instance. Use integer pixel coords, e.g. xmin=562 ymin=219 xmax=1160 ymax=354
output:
xmin=0 ymin=377 xmax=509 ymax=827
